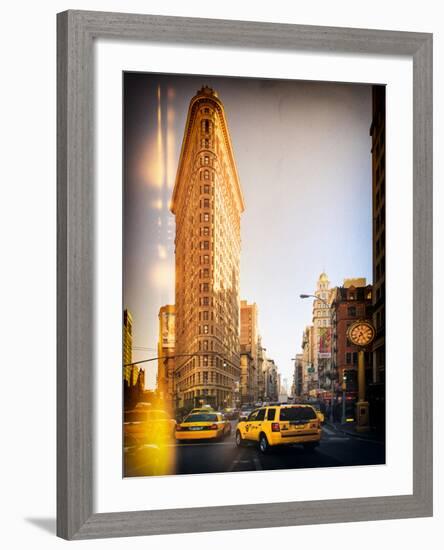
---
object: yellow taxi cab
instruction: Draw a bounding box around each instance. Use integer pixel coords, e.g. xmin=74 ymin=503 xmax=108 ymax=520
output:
xmin=123 ymin=409 xmax=176 ymax=445
xmin=189 ymin=406 xmax=214 ymax=415
xmin=235 ymin=404 xmax=322 ymax=453
xmin=175 ymin=411 xmax=231 ymax=441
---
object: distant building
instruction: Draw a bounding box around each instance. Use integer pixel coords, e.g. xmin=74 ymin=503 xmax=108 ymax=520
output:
xmin=278 ymin=376 xmax=288 ymax=403
xmin=256 ymin=336 xmax=266 ymax=400
xmin=331 ymin=279 xmax=373 ymax=394
xmin=293 ymin=354 xmax=304 ymax=397
xmin=301 ymin=325 xmax=316 ymax=395
xmin=369 ymin=84 xmax=386 ymax=430
xmin=312 ymin=273 xmax=335 ymax=390
xmin=171 ymin=86 xmax=244 ymax=409
xmin=123 ymin=309 xmax=133 ymax=386
xmin=240 ymin=300 xmax=259 ymax=401
xmin=123 ymin=308 xmax=144 ymax=408
xmin=157 ymin=305 xmax=175 ymax=405
xmin=240 ymin=301 xmax=258 ymax=353
xmin=264 ymin=358 xmax=278 ymax=401
xmin=240 ymin=349 xmax=255 ymax=404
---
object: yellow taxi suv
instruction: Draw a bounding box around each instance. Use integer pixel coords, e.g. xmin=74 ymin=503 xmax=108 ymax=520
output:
xmin=235 ymin=404 xmax=322 ymax=453
xmin=175 ymin=412 xmax=231 ymax=441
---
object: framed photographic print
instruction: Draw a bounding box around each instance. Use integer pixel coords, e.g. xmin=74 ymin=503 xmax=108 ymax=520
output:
xmin=57 ymin=10 xmax=433 ymax=540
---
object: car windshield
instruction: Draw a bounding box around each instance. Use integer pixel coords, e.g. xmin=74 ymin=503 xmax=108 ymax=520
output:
xmin=279 ymin=407 xmax=317 ymax=421
xmin=183 ymin=413 xmax=218 ymax=423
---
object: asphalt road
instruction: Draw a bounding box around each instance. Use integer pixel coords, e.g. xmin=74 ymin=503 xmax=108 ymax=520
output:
xmin=125 ymin=422 xmax=385 ymax=477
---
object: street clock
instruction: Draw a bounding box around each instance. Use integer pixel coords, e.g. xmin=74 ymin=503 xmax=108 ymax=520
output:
xmin=347 ymin=320 xmax=375 ymax=348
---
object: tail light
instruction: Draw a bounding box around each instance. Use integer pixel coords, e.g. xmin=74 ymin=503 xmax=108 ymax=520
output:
xmin=176 ymin=425 xmax=182 ymax=431
xmin=210 ymin=423 xmax=218 ymax=430
xmin=271 ymin=423 xmax=280 ymax=432
xmin=309 ymin=421 xmax=319 ymax=429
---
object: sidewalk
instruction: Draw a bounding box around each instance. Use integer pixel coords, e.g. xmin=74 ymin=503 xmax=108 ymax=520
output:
xmin=325 ymin=421 xmax=385 ymax=443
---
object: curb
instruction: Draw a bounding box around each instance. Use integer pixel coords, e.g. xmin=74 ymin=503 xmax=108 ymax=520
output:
xmin=325 ymin=421 xmax=384 ymax=443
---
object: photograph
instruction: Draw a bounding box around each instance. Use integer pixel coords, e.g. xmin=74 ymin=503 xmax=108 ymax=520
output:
xmin=122 ymin=72 xmax=386 ymax=477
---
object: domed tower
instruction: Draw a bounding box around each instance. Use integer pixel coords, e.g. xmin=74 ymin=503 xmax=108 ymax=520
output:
xmin=313 ymin=272 xmax=331 ymax=330
xmin=311 ymin=273 xmax=334 ymax=392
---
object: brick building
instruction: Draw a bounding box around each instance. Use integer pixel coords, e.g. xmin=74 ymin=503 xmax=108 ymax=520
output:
xmin=331 ymin=279 xmax=373 ymax=394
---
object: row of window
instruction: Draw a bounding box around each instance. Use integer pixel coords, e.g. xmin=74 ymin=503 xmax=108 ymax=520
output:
xmin=180 ymin=372 xmax=232 ymax=390
xmin=345 ymin=351 xmax=371 ymax=365
xmin=183 ymin=388 xmax=231 ymax=400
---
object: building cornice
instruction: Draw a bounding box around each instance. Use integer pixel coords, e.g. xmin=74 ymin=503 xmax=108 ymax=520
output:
xmin=171 ymin=89 xmax=245 ymax=215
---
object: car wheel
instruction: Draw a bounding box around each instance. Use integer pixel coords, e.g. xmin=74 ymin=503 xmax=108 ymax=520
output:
xmin=235 ymin=430 xmax=245 ymax=447
xmin=259 ymin=433 xmax=270 ymax=454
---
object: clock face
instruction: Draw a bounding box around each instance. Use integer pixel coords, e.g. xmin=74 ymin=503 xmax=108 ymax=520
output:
xmin=348 ymin=321 xmax=375 ymax=347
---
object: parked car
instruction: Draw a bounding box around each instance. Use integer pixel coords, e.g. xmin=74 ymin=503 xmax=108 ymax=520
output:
xmin=239 ymin=405 xmax=255 ymax=421
xmin=235 ymin=404 xmax=322 ymax=454
xmin=123 ymin=409 xmax=176 ymax=445
xmin=123 ymin=434 xmax=172 ymax=477
xmin=222 ymin=407 xmax=239 ymax=420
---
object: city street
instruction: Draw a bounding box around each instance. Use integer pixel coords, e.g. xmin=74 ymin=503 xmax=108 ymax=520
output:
xmin=125 ymin=421 xmax=385 ymax=477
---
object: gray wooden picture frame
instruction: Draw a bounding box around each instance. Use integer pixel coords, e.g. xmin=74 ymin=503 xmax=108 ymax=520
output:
xmin=57 ymin=9 xmax=433 ymax=540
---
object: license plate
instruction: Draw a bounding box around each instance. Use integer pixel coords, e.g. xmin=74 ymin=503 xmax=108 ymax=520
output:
xmin=189 ymin=426 xmax=203 ymax=431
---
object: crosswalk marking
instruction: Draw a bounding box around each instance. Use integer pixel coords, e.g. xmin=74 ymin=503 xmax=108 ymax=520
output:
xmin=322 ymin=426 xmax=337 ymax=436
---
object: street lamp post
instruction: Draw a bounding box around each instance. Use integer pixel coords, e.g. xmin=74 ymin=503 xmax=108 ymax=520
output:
xmin=300 ymin=293 xmax=336 ymax=423
xmin=341 ymin=373 xmax=347 ymax=424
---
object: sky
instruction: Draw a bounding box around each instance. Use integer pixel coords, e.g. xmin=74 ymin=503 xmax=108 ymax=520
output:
xmin=124 ymin=73 xmax=373 ymax=389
